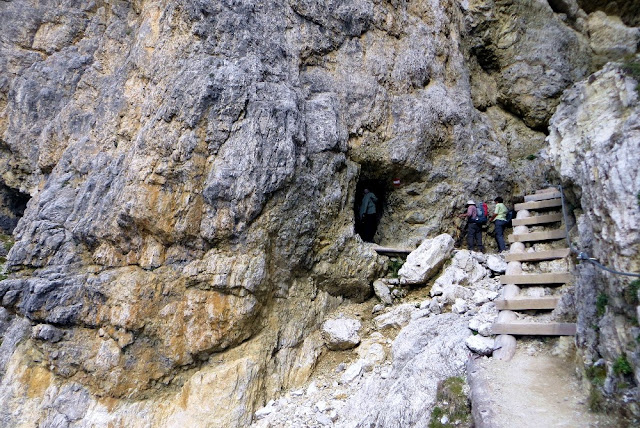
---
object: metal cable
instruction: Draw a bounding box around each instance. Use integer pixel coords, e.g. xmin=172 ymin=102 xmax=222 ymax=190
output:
xmin=557 ymin=184 xmax=640 ymax=278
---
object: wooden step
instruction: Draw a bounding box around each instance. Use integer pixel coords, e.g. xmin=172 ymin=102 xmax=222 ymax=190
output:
xmin=524 ymin=191 xmax=562 ymax=202
xmin=514 ymin=199 xmax=562 ymax=211
xmin=508 ymin=229 xmax=567 ymax=243
xmin=511 ymin=213 xmax=563 ymax=226
xmin=505 ymin=248 xmax=571 ymax=262
xmin=372 ymin=245 xmax=412 ymax=255
xmin=499 ymin=272 xmax=572 ymax=285
xmin=491 ymin=322 xmax=576 ymax=336
xmin=495 ymin=296 xmax=560 ymax=310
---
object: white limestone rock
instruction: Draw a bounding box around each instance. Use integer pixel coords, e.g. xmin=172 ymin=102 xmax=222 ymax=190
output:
xmin=372 ymin=280 xmax=393 ymax=305
xmin=398 ymin=234 xmax=454 ymax=285
xmin=374 ymin=303 xmax=417 ymax=331
xmin=486 ymin=255 xmax=507 ymax=273
xmin=452 ymin=298 xmax=468 ymax=314
xmin=321 ymin=318 xmax=362 ymax=351
xmin=465 ymin=335 xmax=495 ymax=356
xmin=473 ymin=289 xmax=499 ymax=305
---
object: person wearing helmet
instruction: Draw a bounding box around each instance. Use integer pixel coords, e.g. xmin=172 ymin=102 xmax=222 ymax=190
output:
xmin=458 ymin=200 xmax=484 ymax=253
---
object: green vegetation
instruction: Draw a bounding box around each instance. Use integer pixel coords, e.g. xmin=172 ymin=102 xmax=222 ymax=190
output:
xmin=428 ymin=377 xmax=472 ymax=428
xmin=624 ymin=280 xmax=640 ymax=306
xmin=613 ymin=355 xmax=633 ymax=377
xmin=596 ymin=293 xmax=608 ymax=317
xmin=388 ymin=258 xmax=404 ymax=278
xmin=525 ymin=154 xmax=537 ymax=160
xmin=586 ymin=364 xmax=607 ymax=387
xmin=0 ymin=232 xmax=14 ymax=253
xmin=621 ymin=55 xmax=640 ymax=93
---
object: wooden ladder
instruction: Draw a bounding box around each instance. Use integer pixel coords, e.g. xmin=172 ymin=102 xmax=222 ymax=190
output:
xmin=492 ymin=187 xmax=576 ymax=360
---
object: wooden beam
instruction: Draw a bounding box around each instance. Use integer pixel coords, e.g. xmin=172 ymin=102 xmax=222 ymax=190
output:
xmin=515 ymin=198 xmax=562 ymax=211
xmin=371 ymin=245 xmax=412 ymax=255
xmin=505 ymin=248 xmax=570 ymax=262
xmin=499 ymin=272 xmax=572 ymax=285
xmin=491 ymin=322 xmax=576 ymax=336
xmin=495 ymin=297 xmax=560 ymax=310
xmin=508 ymin=229 xmax=567 ymax=243
xmin=511 ymin=213 xmax=563 ymax=226
xmin=524 ymin=191 xmax=562 ymax=202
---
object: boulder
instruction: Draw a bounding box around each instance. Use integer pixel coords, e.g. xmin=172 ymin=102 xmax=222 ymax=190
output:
xmin=321 ymin=318 xmax=362 ymax=351
xmin=398 ymin=234 xmax=454 ymax=285
xmin=372 ymin=280 xmax=393 ymax=305
xmin=486 ymin=255 xmax=507 ymax=273
xmin=465 ymin=335 xmax=495 ymax=356
xmin=374 ymin=304 xmax=417 ymax=331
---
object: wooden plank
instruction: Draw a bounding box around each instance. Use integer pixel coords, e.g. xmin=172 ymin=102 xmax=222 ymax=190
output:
xmin=524 ymin=191 xmax=562 ymax=202
xmin=505 ymin=248 xmax=570 ymax=262
xmin=511 ymin=213 xmax=563 ymax=226
xmin=495 ymin=297 xmax=560 ymax=310
xmin=499 ymin=272 xmax=572 ymax=285
xmin=491 ymin=322 xmax=576 ymax=336
xmin=371 ymin=245 xmax=412 ymax=255
xmin=508 ymin=229 xmax=567 ymax=243
xmin=515 ymin=198 xmax=562 ymax=211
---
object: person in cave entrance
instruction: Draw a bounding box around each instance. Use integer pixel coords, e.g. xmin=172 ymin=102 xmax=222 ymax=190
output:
xmin=359 ymin=188 xmax=378 ymax=242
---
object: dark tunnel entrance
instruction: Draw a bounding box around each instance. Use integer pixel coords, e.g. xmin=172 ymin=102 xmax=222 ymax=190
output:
xmin=0 ymin=183 xmax=30 ymax=235
xmin=354 ymin=178 xmax=387 ymax=243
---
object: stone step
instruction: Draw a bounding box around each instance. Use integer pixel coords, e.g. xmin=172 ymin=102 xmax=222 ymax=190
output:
xmin=508 ymin=229 xmax=567 ymax=243
xmin=491 ymin=322 xmax=576 ymax=336
xmin=495 ymin=296 xmax=560 ymax=310
xmin=505 ymin=248 xmax=571 ymax=262
xmin=499 ymin=272 xmax=572 ymax=285
xmin=524 ymin=191 xmax=562 ymax=202
xmin=511 ymin=213 xmax=563 ymax=226
xmin=514 ymin=198 xmax=562 ymax=211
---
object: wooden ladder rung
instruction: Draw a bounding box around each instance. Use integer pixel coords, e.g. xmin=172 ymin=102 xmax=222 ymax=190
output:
xmin=508 ymin=229 xmax=567 ymax=243
xmin=511 ymin=213 xmax=563 ymax=226
xmin=515 ymin=199 xmax=562 ymax=211
xmin=499 ymin=272 xmax=572 ymax=285
xmin=491 ymin=322 xmax=576 ymax=336
xmin=524 ymin=191 xmax=562 ymax=202
xmin=505 ymin=248 xmax=570 ymax=262
xmin=495 ymin=297 xmax=560 ymax=310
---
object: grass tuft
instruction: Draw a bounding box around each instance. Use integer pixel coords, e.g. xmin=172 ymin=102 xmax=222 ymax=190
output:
xmin=613 ymin=355 xmax=633 ymax=377
xmin=428 ymin=377 xmax=472 ymax=428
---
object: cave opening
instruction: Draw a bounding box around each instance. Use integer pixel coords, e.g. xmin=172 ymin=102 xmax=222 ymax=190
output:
xmin=354 ymin=178 xmax=387 ymax=243
xmin=0 ymin=183 xmax=30 ymax=234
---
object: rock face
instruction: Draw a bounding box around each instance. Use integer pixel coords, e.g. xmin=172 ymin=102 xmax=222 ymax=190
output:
xmin=548 ymin=62 xmax=640 ymax=417
xmin=0 ymin=0 xmax=637 ymax=425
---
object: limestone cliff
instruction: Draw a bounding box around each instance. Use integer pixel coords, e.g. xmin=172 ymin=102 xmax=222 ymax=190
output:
xmin=0 ymin=0 xmax=638 ymax=426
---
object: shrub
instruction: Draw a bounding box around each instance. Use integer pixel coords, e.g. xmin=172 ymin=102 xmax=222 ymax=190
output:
xmin=613 ymin=355 xmax=633 ymax=377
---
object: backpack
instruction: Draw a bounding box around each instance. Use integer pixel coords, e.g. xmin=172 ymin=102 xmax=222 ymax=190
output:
xmin=505 ymin=208 xmax=517 ymax=227
xmin=473 ymin=203 xmax=488 ymax=225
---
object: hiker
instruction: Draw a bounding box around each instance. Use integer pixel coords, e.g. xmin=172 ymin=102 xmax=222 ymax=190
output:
xmin=458 ymin=200 xmax=484 ymax=253
xmin=359 ymin=188 xmax=378 ymax=242
xmin=490 ymin=196 xmax=508 ymax=252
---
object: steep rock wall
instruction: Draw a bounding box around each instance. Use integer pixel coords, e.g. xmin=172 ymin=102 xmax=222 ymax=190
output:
xmin=0 ymin=0 xmax=636 ymax=425
xmin=548 ymin=61 xmax=640 ymax=419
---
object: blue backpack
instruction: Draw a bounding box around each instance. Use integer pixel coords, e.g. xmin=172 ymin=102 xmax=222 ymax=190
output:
xmin=473 ymin=204 xmax=488 ymax=225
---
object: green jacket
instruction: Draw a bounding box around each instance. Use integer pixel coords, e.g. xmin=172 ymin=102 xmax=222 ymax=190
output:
xmin=359 ymin=192 xmax=378 ymax=218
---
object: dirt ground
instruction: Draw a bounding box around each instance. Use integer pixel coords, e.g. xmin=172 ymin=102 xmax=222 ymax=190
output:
xmin=476 ymin=339 xmax=618 ymax=427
